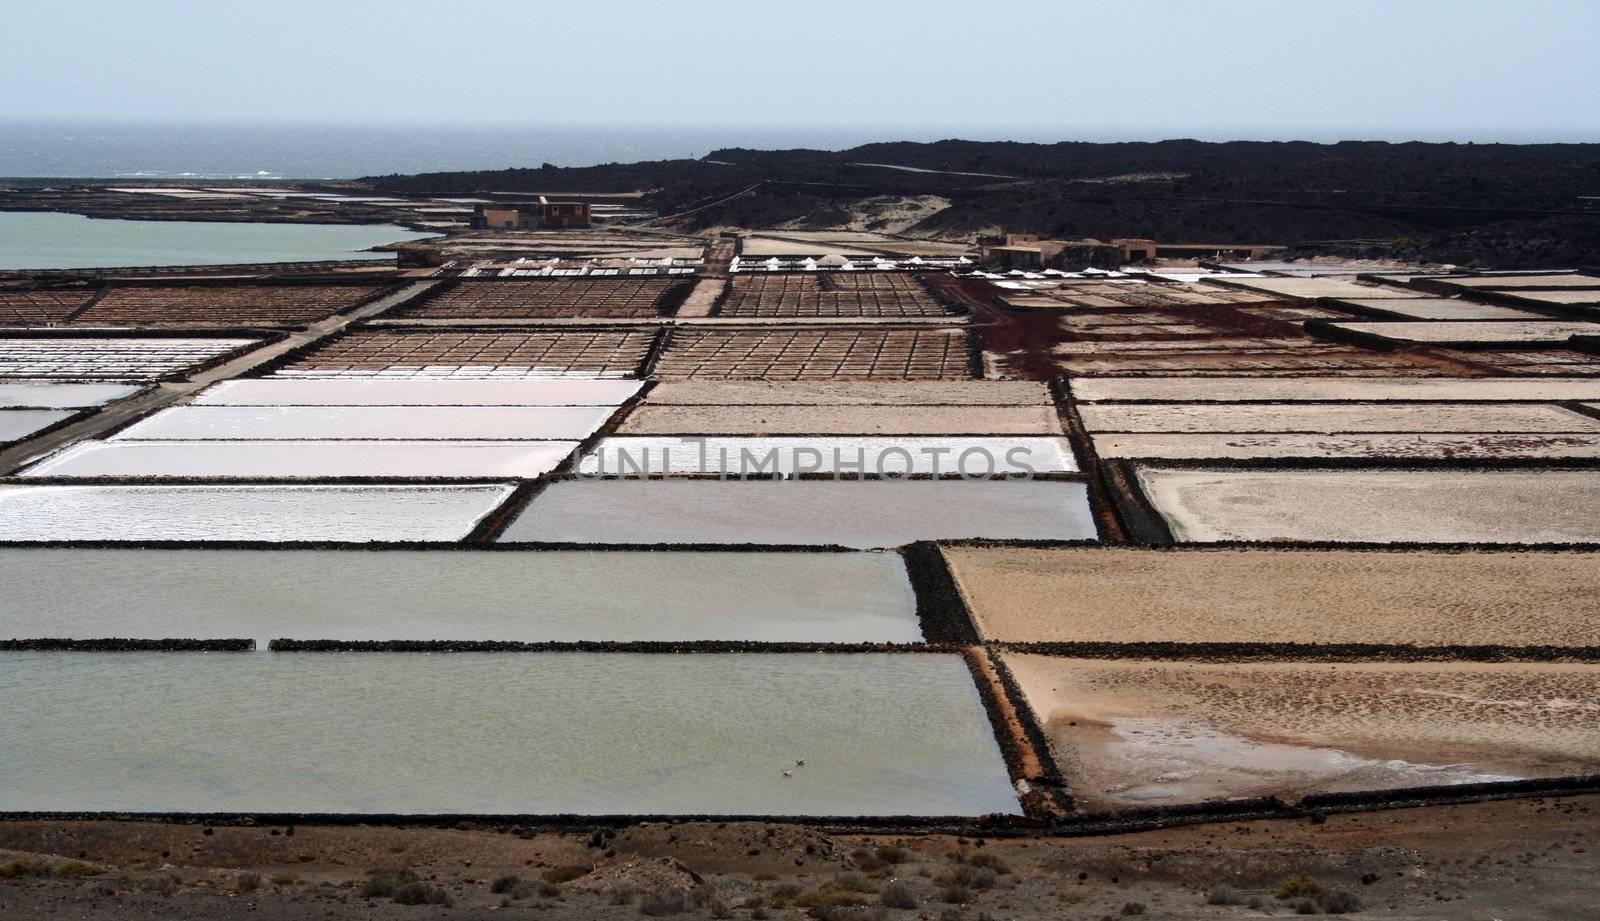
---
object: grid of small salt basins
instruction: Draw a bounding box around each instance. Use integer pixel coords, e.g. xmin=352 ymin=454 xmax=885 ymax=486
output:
xmin=0 ymin=334 xmax=262 ymax=380
xmin=0 ymin=375 xmax=1042 ymax=819
xmin=269 ymin=328 xmax=658 ymax=378
xmin=957 ymin=365 xmax=1600 ymax=817
xmin=989 ymin=277 xmax=1461 ymax=379
xmin=0 ymin=287 xmax=95 ymax=325
xmin=0 ymin=282 xmax=389 ymax=330
xmin=391 ymin=276 xmax=692 ymax=320
xmin=714 ymin=271 xmax=961 ymax=318
xmin=1210 ymin=270 xmax=1600 ymax=350
xmin=654 ymin=328 xmax=975 ymax=379
xmin=68 ymin=282 xmax=391 ymax=327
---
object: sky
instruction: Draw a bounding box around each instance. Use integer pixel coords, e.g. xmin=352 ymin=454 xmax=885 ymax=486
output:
xmin=3 ymin=0 xmax=1599 ymax=143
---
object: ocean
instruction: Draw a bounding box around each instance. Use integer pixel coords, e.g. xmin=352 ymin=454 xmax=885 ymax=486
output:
xmin=0 ymin=120 xmax=927 ymax=181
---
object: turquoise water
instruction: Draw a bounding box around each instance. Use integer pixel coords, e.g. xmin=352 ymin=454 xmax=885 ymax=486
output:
xmin=0 ymin=211 xmax=434 ymax=269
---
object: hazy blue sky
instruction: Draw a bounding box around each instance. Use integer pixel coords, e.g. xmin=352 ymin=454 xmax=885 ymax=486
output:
xmin=4 ymin=0 xmax=1598 ymax=142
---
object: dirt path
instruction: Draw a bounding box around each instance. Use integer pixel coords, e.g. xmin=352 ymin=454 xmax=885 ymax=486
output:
xmin=1 ymin=795 xmax=1595 ymax=919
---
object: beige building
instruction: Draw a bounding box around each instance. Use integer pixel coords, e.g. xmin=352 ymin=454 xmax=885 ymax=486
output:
xmin=977 ymin=234 xmax=1123 ymax=271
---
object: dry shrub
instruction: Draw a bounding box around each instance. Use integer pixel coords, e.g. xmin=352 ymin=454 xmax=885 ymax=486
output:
xmin=876 ymin=845 xmax=910 ymax=865
xmin=813 ymin=908 xmax=887 ymax=921
xmin=141 ymin=874 xmax=179 ymax=897
xmin=880 ymin=881 xmax=919 ymax=909
xmin=833 ymin=872 xmax=875 ymax=893
xmin=0 ymin=859 xmax=44 ymax=879
xmin=934 ymin=865 xmax=997 ymax=891
xmin=639 ymin=887 xmax=688 ymax=916
xmin=360 ymin=867 xmax=417 ymax=898
xmin=1206 ymin=883 xmax=1246 ymax=904
xmin=542 ymin=864 xmax=589 ymax=885
xmin=944 ymin=847 xmax=1011 ymax=875
xmin=53 ymin=861 xmax=103 ymax=878
xmin=794 ymin=883 xmax=871 ymax=908
xmin=393 ymin=881 xmax=452 ymax=907
xmin=1275 ymin=874 xmax=1328 ymax=900
xmin=1317 ymin=889 xmax=1362 ymax=914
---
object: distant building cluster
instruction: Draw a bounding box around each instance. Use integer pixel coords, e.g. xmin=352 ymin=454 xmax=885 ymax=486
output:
xmin=471 ymin=197 xmax=592 ymax=231
xmin=976 ymin=233 xmax=1277 ymax=271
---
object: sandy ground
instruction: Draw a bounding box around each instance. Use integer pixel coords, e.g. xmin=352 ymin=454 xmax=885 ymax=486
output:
xmin=945 ymin=547 xmax=1600 ymax=646
xmin=766 ymin=196 xmax=956 ymax=238
xmin=1441 ymin=273 xmax=1600 ymax=289
xmin=2 ymin=801 xmax=1597 ymax=920
xmin=1133 ymin=467 xmax=1600 ymax=544
xmin=1509 ymin=289 xmax=1600 ymax=305
xmin=1005 ymin=655 xmax=1600 ymax=808
xmin=1076 ymin=402 xmax=1600 ymax=433
xmin=737 ymin=238 xmax=879 ymax=257
xmin=618 ymin=405 xmax=1065 ymax=435
xmin=1336 ymin=298 xmax=1540 ymax=320
xmin=1212 ymin=278 xmax=1425 ymax=300
xmin=1068 ymin=376 xmax=1600 ymax=402
xmin=1096 ymin=432 xmax=1600 ymax=460
xmin=1330 ymin=321 xmax=1600 ymax=345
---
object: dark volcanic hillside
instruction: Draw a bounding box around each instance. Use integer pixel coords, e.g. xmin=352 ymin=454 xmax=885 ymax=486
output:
xmin=362 ymin=139 xmax=1600 ymax=268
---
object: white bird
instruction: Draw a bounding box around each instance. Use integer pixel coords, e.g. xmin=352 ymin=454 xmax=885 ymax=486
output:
xmin=780 ymin=771 xmax=794 ymax=778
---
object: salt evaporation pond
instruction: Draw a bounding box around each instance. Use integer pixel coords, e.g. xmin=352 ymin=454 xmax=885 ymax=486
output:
xmin=501 ymin=479 xmax=1097 ymax=547
xmin=0 ymin=484 xmax=513 ymax=542
xmin=21 ymin=440 xmax=577 ymax=479
xmin=0 ymin=549 xmax=921 ymax=644
xmin=1134 ymin=467 xmax=1600 ymax=544
xmin=0 ymin=337 xmax=258 ymax=380
xmin=0 ymin=408 xmax=74 ymax=442
xmin=193 ymin=378 xmax=641 ymax=406
xmin=0 ymin=382 xmax=142 ymax=408
xmin=579 ymin=436 xmax=1077 ymax=476
xmin=112 ymin=405 xmax=615 ymax=440
xmin=0 ymin=652 xmax=1018 ymax=816
xmin=0 ymin=211 xmax=435 ymax=270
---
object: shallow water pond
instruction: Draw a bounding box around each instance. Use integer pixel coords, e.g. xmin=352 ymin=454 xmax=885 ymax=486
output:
xmin=0 ymin=651 xmax=1018 ymax=816
xmin=0 ymin=548 xmax=921 ymax=644
xmin=500 ymin=479 xmax=1097 ymax=547
xmin=0 ymin=484 xmax=513 ymax=542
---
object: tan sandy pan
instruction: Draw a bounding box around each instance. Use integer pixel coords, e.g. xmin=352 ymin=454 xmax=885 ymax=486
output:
xmin=1004 ymin=654 xmax=1600 ymax=808
xmin=1332 ymin=298 xmax=1544 ymax=320
xmin=1069 ymin=375 xmax=1600 ymax=402
xmin=1502 ymin=289 xmax=1600 ymax=305
xmin=1328 ymin=320 xmax=1600 ymax=345
xmin=617 ymin=404 xmax=1064 ymax=435
xmin=1437 ymin=273 xmax=1600 ymax=289
xmin=1077 ymin=402 xmax=1600 ymax=433
xmin=1053 ymin=351 xmax=1438 ymax=376
xmin=1095 ymin=431 xmax=1600 ymax=461
xmin=1209 ymin=276 xmax=1426 ymax=300
xmin=1134 ymin=466 xmax=1600 ymax=544
xmin=644 ymin=380 xmax=1052 ymax=406
xmin=946 ymin=546 xmax=1600 ymax=646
